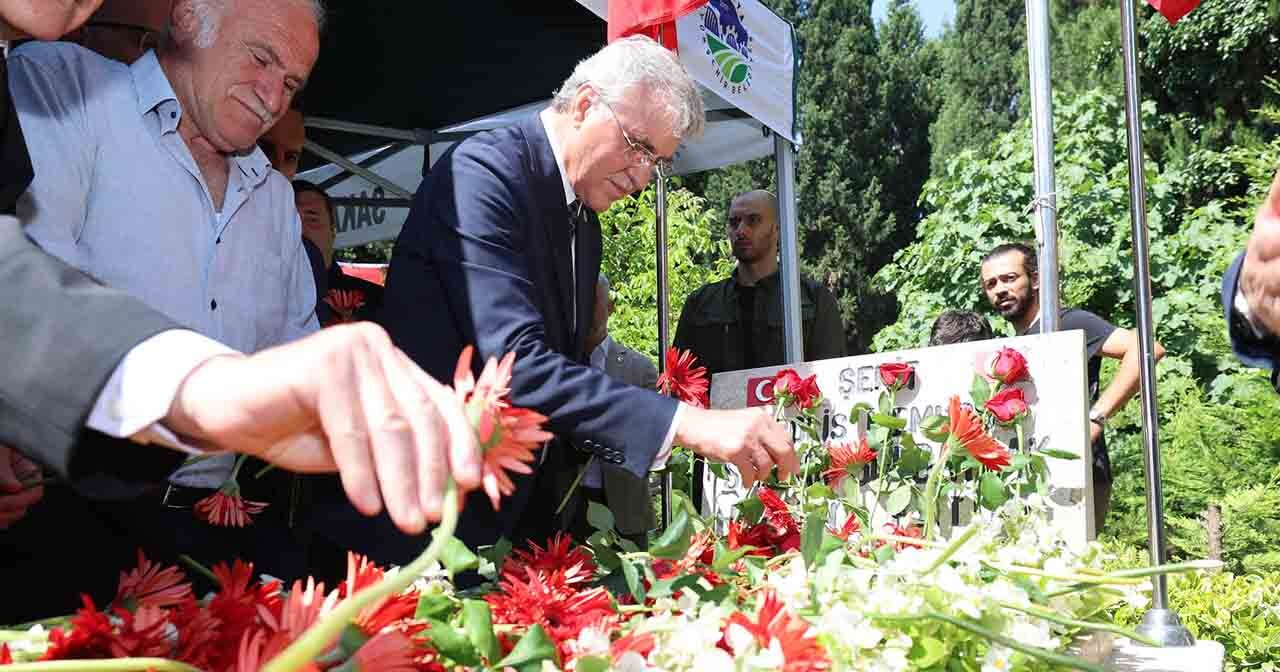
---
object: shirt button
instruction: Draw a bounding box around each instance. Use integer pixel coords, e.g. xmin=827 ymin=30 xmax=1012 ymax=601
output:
xmin=216 ymin=236 xmax=221 ymax=244
xmin=169 ymin=111 xmax=176 ymax=119
xmin=210 ymin=299 xmax=217 ymax=310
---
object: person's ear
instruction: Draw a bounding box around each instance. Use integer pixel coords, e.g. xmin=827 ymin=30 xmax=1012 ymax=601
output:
xmin=571 ymin=84 xmax=595 ymax=126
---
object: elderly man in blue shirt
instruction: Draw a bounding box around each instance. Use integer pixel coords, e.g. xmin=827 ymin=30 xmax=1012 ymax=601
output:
xmin=8 ymin=0 xmax=324 ymax=580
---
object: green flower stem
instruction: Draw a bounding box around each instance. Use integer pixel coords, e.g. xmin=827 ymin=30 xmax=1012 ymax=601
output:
xmin=0 ymin=630 xmax=48 ymax=642
xmin=1016 ymin=423 xmax=1026 ymax=454
xmin=228 ymin=453 xmax=249 ymax=482
xmin=554 ymin=456 xmax=593 ymax=516
xmin=998 ymin=601 xmax=1160 ymax=647
xmin=177 ymin=554 xmax=218 ymax=585
xmin=865 ymin=532 xmax=948 ymax=550
xmin=1041 ymin=560 xmax=1220 ymax=598
xmin=921 ymin=523 xmax=980 ymax=574
xmin=922 ymin=610 xmax=1106 ymax=672
xmin=618 ymin=552 xmax=654 ymax=562
xmin=921 ymin=441 xmax=952 ymax=539
xmin=981 ymin=561 xmax=1146 ymax=585
xmin=0 ymin=660 xmax=203 ymax=672
xmin=261 ymin=478 xmax=460 ymax=672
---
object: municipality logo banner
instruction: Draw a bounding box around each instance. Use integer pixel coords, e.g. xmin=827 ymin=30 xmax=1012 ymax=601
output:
xmin=677 ymin=0 xmax=797 ymax=143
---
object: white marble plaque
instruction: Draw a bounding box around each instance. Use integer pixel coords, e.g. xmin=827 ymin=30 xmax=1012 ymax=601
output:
xmin=703 ymin=331 xmax=1095 ymax=548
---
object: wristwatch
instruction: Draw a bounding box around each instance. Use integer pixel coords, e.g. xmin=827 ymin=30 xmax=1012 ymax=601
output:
xmin=1088 ymin=409 xmax=1106 ymax=427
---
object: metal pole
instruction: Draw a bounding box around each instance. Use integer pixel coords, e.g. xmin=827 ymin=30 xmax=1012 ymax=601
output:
xmin=303 ymin=140 xmax=414 ymax=200
xmin=303 ymin=116 xmax=422 ymax=142
xmin=774 ymin=136 xmax=803 ymax=362
xmin=655 ymin=173 xmax=674 ymax=528
xmin=1025 ymin=0 xmax=1060 ymax=333
xmin=1118 ymin=0 xmax=1193 ymax=647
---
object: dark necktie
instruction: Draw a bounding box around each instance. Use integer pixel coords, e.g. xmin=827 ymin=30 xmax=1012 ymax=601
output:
xmin=569 ymin=200 xmax=586 ymax=331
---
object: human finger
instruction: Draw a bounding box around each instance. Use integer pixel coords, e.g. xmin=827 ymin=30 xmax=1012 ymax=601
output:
xmin=0 ymin=488 xmax=41 ymax=514
xmin=0 ymin=445 xmax=20 ymax=493
xmin=352 ymin=329 xmax=426 ymax=533
xmin=375 ymin=346 xmax=445 ymax=529
xmin=316 ymin=335 xmax=385 ymax=519
xmin=401 ymin=349 xmax=481 ymax=496
xmin=759 ymin=418 xmax=799 ymax=480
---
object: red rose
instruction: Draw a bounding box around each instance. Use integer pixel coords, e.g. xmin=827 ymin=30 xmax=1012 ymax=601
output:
xmin=771 ymin=369 xmax=820 ymax=409
xmin=878 ymin=362 xmax=914 ymax=391
xmin=985 ymin=386 xmax=1029 ymax=425
xmin=986 ymin=347 xmax=1028 ymax=384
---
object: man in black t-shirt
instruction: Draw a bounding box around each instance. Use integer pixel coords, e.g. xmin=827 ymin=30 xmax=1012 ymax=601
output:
xmin=980 ymin=243 xmax=1165 ymax=532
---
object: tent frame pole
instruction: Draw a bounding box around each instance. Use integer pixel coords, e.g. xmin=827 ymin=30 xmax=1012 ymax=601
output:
xmin=656 ymin=173 xmax=674 ymax=528
xmin=1026 ymin=0 xmax=1060 ymax=335
xmin=775 ymin=136 xmax=803 ymax=362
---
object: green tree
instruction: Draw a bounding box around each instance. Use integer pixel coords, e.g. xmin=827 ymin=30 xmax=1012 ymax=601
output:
xmin=929 ymin=0 xmax=1028 ymax=173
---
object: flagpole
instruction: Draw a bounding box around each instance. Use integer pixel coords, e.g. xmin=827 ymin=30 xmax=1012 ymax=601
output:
xmin=1118 ymin=0 xmax=1193 ymax=647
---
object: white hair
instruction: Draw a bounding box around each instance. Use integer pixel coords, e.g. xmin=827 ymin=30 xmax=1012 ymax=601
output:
xmin=553 ymin=35 xmax=705 ymax=141
xmin=182 ymin=0 xmax=325 ymax=48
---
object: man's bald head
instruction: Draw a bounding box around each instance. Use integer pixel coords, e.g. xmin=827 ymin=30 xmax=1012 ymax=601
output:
xmin=727 ymin=189 xmax=779 ymax=265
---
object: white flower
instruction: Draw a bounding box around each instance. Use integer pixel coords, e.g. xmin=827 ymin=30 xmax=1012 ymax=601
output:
xmin=725 ymin=622 xmax=756 ymax=655
xmin=614 ymin=651 xmax=650 ymax=672
xmin=768 ymin=556 xmax=811 ymax=610
xmin=570 ymin=626 xmax=611 ymax=659
xmin=746 ymin=638 xmax=786 ymax=670
xmin=1010 ymin=619 xmax=1058 ymax=650
xmin=982 ymin=646 xmax=1014 ymax=672
xmin=692 ymin=648 xmax=737 ymax=672
xmin=9 ymin=625 xmax=47 ymax=655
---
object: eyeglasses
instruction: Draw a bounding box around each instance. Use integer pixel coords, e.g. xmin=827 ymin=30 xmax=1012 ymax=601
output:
xmin=597 ymin=97 xmax=674 ymax=178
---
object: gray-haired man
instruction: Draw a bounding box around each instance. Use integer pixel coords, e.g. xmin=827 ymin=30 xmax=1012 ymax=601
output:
xmin=367 ymin=35 xmax=800 ymax=568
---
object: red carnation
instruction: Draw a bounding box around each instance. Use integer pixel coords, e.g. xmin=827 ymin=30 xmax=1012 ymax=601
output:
xmin=986 ymin=347 xmax=1029 ymax=385
xmin=772 ymin=368 xmax=820 ymax=410
xmin=657 ymin=347 xmax=710 ymax=408
xmin=878 ymin=361 xmax=914 ymax=392
xmin=985 ymin=386 xmax=1029 ymax=425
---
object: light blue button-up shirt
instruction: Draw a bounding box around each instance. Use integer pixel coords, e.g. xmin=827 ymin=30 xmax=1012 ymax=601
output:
xmin=10 ymin=43 xmax=318 ymax=355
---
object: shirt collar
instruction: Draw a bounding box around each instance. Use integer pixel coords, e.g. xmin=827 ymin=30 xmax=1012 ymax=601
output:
xmin=591 ymin=333 xmax=613 ymax=365
xmin=130 ymin=49 xmax=272 ymax=188
xmin=540 ymin=108 xmax=576 ymax=207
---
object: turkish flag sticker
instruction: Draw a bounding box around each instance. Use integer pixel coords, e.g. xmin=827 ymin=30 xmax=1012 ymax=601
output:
xmin=746 ymin=376 xmax=774 ymax=407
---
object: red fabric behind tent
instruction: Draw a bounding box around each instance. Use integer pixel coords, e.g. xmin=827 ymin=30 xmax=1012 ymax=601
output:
xmin=338 ymin=263 xmax=387 ymax=287
xmin=1146 ymin=0 xmax=1200 ymax=24
xmin=607 ymin=0 xmax=706 ymax=50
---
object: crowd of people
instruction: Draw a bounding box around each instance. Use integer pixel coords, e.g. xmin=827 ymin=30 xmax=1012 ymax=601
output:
xmin=1 ymin=0 xmax=1277 ymax=629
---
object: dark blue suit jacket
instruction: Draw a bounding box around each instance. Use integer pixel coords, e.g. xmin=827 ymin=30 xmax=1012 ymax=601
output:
xmin=319 ymin=114 xmax=678 ymax=563
xmin=1224 ymin=251 xmax=1279 ymax=371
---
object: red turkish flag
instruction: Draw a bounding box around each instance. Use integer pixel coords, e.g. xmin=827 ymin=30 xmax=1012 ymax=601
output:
xmin=607 ymin=0 xmax=707 ymax=50
xmin=1146 ymin=0 xmax=1201 ymax=25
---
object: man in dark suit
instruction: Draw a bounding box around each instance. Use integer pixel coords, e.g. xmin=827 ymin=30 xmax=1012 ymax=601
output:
xmin=572 ymin=273 xmax=659 ymax=547
xmin=366 ymin=36 xmax=798 ymax=566
xmin=0 ymin=0 xmax=481 ymax=621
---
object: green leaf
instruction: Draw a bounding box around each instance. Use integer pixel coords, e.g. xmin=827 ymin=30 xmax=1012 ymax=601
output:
xmin=920 ymin=414 xmax=949 ymax=442
xmin=871 ymin=413 xmax=908 ymax=431
xmin=438 ymin=535 xmax=479 ymax=575
xmin=878 ymin=390 xmax=892 ymax=415
xmin=912 ymin=636 xmax=948 ymax=668
xmin=576 ymin=655 xmax=612 ymax=672
xmin=423 ymin=618 xmax=481 ymax=667
xmin=801 ymin=512 xmax=826 ymax=567
xmin=495 ymin=624 xmax=560 ymax=671
xmin=587 ymin=501 xmax=616 ymax=532
xmin=621 ymin=558 xmax=646 ymax=603
xmin=650 ymin=509 xmax=691 ymax=560
xmin=1036 ymin=447 xmax=1081 ymax=460
xmin=898 ymin=446 xmax=931 ymax=476
xmin=414 ymin=592 xmax=454 ymax=620
xmin=462 ymin=599 xmax=501 ymax=663
xmin=806 ymin=482 xmax=836 ymax=501
xmin=848 ymin=402 xmax=873 ymax=422
xmin=736 ymin=497 xmax=764 ymax=525
xmin=978 ymin=472 xmax=1010 ymax=510
xmin=708 ymin=462 xmax=728 ymax=480
xmin=970 ymin=374 xmax=992 ymax=408
xmin=885 ymin=483 xmax=913 ymax=515
xmin=712 ymin=542 xmax=753 ymax=573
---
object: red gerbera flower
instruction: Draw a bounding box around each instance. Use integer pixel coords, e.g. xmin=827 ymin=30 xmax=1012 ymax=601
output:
xmin=756 ymin=488 xmax=802 ymax=552
xmin=194 ymin=486 xmax=268 ymax=527
xmin=485 ymin=565 xmax=617 ymax=662
xmin=821 ymin=436 xmax=877 ymax=489
xmin=724 ymin=591 xmax=830 ymax=671
xmin=323 ymin=288 xmax=366 ymax=324
xmin=343 ymin=553 xmax=421 ymax=637
xmin=40 ymin=596 xmax=115 ymax=661
xmin=108 ymin=605 xmax=172 ymax=659
xmin=944 ymin=396 xmax=1011 ymax=471
xmin=656 ymin=347 xmax=710 ymax=408
xmin=453 ymin=346 xmax=553 ymax=510
xmin=113 ymin=549 xmax=193 ymax=611
xmin=352 ymin=629 xmax=443 ymax=672
xmin=0 ymin=643 xmax=11 ymax=664
xmin=880 ymin=521 xmax=924 ymax=552
xmin=503 ymin=533 xmax=597 ymax=586
xmin=170 ymin=599 xmax=222 ymax=671
xmin=828 ymin=512 xmax=862 ymax=541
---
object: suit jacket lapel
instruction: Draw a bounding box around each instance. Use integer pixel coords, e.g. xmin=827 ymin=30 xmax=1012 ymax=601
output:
xmin=518 ymin=115 xmax=576 ymax=353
